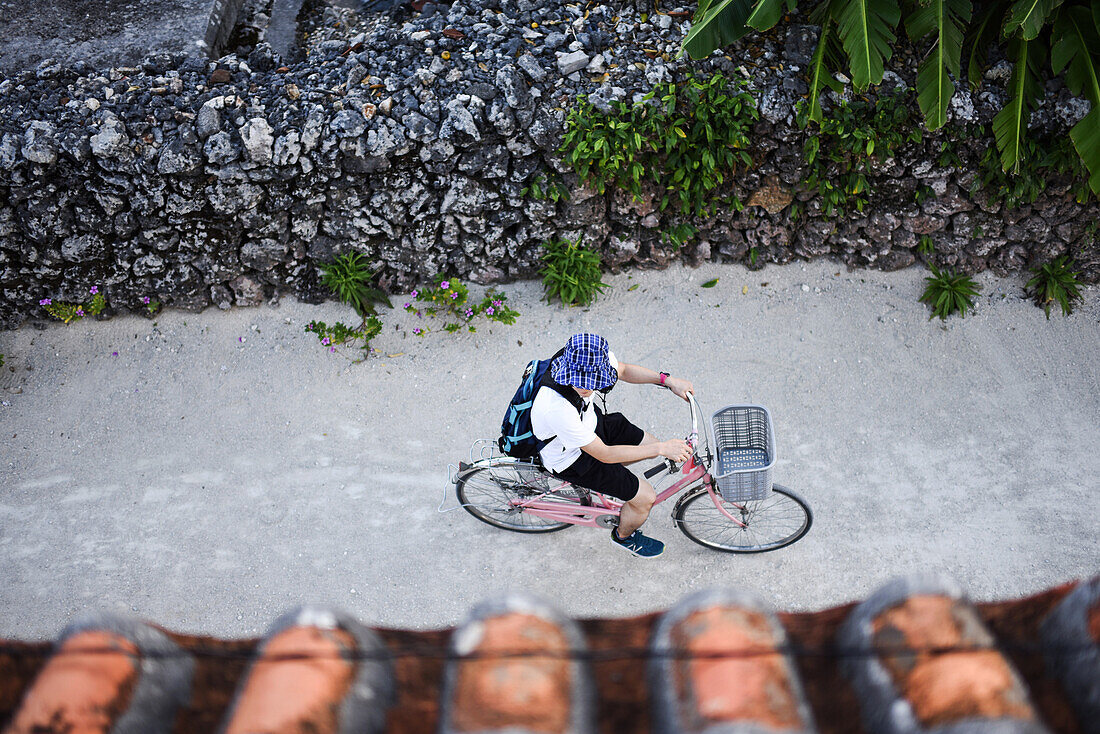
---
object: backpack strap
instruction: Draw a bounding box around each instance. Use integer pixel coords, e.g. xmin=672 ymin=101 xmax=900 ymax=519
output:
xmin=538 ymin=348 xmax=586 ymax=416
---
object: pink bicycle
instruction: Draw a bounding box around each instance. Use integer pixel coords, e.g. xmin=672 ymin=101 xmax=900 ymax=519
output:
xmin=448 ymin=392 xmax=812 ymax=553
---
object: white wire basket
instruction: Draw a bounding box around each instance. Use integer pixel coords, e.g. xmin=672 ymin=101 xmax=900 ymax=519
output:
xmin=710 ymin=405 xmax=775 ymax=502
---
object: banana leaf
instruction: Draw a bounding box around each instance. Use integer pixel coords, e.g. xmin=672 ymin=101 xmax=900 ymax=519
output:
xmin=992 ymin=37 xmax=1046 ymax=171
xmin=682 ymin=0 xmax=757 ymax=59
xmin=806 ymin=20 xmax=845 ymax=123
xmin=965 ymin=0 xmax=1006 ymax=90
xmin=833 ymin=0 xmax=901 ymax=89
xmin=747 ymin=0 xmax=792 ymax=31
xmin=1004 ymin=0 xmax=1057 ymax=40
xmin=1070 ymin=106 xmax=1100 ymax=195
xmin=1051 ymin=4 xmax=1100 ymax=101
xmin=908 ymin=0 xmax=973 ymax=129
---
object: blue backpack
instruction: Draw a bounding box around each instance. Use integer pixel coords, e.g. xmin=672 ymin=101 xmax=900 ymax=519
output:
xmin=498 ymin=352 xmax=584 ymax=459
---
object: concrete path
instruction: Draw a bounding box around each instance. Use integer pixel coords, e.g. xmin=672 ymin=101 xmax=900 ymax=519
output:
xmin=1 ymin=260 xmax=1097 ymax=639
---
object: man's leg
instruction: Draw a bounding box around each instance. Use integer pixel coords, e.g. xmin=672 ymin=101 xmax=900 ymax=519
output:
xmin=617 ymin=479 xmax=655 ymax=537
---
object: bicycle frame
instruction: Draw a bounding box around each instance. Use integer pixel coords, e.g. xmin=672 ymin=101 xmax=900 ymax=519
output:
xmin=458 ymin=393 xmax=751 ymax=529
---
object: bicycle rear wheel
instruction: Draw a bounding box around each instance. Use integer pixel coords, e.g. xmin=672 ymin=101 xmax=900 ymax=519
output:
xmin=672 ymin=484 xmax=812 ymax=553
xmin=455 ymin=461 xmax=574 ymax=533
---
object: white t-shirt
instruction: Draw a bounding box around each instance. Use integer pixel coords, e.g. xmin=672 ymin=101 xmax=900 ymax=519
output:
xmin=531 ymin=351 xmax=619 ymax=472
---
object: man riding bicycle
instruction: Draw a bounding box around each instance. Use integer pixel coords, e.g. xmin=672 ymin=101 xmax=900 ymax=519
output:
xmin=530 ymin=333 xmax=694 ymax=558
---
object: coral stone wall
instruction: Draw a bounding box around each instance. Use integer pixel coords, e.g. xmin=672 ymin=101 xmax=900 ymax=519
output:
xmin=0 ymin=0 xmax=1096 ymax=328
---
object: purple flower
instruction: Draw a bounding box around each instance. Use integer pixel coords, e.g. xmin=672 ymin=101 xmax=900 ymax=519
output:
xmin=449 ymin=291 xmax=458 ymax=299
xmin=486 ymin=306 xmax=495 ymax=315
xmin=112 ymin=351 xmax=119 ymax=356
xmin=404 ymin=302 xmax=411 ymax=309
xmin=464 ymin=308 xmax=473 ymax=317
xmin=321 ymin=337 xmax=330 ymax=346
xmin=492 ymin=300 xmax=502 ymax=307
xmin=412 ymin=327 xmax=422 ymax=335
xmin=89 ymin=286 xmax=99 ymax=295
xmin=39 ymin=298 xmax=52 ymax=306
xmin=440 ymin=280 xmax=450 ymax=289
xmin=142 ymin=296 xmax=151 ymax=305
xmin=410 ymin=289 xmax=419 ymax=298
xmin=76 ymin=308 xmax=84 ymax=317
xmin=330 ymin=347 xmax=336 ymax=353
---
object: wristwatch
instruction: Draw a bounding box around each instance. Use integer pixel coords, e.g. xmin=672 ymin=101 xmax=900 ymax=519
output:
xmin=659 ymin=372 xmax=670 ymax=386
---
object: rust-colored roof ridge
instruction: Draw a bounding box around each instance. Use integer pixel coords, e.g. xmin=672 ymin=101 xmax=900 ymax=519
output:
xmin=1039 ymin=577 xmax=1100 ymax=729
xmin=220 ymin=605 xmax=394 ymax=734
xmin=439 ymin=592 xmax=595 ymax=734
xmin=838 ymin=575 xmax=1050 ymax=734
xmin=3 ymin=612 xmax=193 ymax=734
xmin=648 ymin=588 xmax=816 ymax=734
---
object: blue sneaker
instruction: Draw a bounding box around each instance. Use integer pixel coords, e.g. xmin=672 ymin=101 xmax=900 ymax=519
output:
xmin=611 ymin=528 xmax=664 ymax=557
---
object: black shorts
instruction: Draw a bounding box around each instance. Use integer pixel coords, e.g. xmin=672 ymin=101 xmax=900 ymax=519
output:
xmin=553 ymin=409 xmax=646 ymax=502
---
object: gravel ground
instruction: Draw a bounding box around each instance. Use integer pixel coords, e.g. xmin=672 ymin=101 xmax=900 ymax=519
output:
xmin=1 ymin=259 xmax=1097 ymax=639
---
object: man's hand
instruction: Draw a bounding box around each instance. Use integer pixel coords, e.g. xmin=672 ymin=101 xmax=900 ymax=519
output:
xmin=666 ymin=376 xmax=694 ymax=401
xmin=659 ymin=438 xmax=692 ymax=463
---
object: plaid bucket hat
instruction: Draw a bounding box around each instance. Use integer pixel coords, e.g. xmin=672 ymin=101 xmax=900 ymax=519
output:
xmin=551 ymin=333 xmax=617 ymax=390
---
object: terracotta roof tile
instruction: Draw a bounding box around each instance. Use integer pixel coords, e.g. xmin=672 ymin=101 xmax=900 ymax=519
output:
xmin=0 ymin=578 xmax=1095 ymax=734
xmin=649 ymin=589 xmax=814 ymax=733
xmin=2 ymin=613 xmax=192 ymax=734
xmin=439 ymin=594 xmax=593 ymax=734
xmin=1040 ymin=577 xmax=1100 ymax=730
xmin=221 ymin=607 xmax=394 ymax=734
xmin=839 ymin=576 xmax=1048 ymax=733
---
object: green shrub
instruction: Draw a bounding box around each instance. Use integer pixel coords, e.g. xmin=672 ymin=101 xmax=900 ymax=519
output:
xmin=539 ymin=238 xmax=608 ymax=307
xmin=680 ymin=0 xmax=1100 ymax=197
xmin=561 ymin=72 xmax=758 ymax=218
xmin=920 ymin=266 xmax=980 ymax=320
xmin=1026 ymin=255 xmax=1083 ymax=318
xmin=798 ymin=92 xmax=921 ymax=217
xmin=319 ymin=252 xmax=392 ymax=321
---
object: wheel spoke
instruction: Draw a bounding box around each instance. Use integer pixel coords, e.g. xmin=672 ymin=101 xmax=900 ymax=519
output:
xmin=456 ymin=463 xmax=574 ymax=533
xmin=674 ymin=486 xmax=811 ymax=552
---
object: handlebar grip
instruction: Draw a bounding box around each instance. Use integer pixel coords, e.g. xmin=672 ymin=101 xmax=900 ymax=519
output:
xmin=643 ymin=462 xmax=667 ymax=479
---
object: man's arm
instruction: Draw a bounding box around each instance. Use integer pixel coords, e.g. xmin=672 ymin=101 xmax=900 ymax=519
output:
xmin=581 ymin=434 xmax=691 ymax=465
xmin=617 ymin=362 xmax=694 ymax=400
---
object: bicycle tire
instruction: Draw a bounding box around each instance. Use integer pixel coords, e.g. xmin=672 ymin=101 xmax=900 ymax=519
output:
xmin=455 ymin=461 xmax=574 ymax=533
xmin=672 ymin=484 xmax=812 ymax=553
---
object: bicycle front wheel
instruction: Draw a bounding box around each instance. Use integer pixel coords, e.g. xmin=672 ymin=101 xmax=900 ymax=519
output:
xmin=673 ymin=484 xmax=812 ymax=553
xmin=455 ymin=462 xmax=573 ymax=533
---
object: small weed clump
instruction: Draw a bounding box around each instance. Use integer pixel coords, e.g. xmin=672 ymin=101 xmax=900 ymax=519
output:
xmin=798 ymin=92 xmax=921 ymax=216
xmin=319 ymin=252 xmax=392 ymax=319
xmin=40 ymin=286 xmax=106 ymax=323
xmin=539 ymin=238 xmax=608 ymax=307
xmin=1026 ymin=255 xmax=1083 ymax=318
xmin=314 ymin=252 xmax=393 ymax=358
xmin=562 ymin=72 xmax=757 ymax=218
xmin=920 ymin=266 xmax=980 ymax=320
xmin=305 ymin=317 xmax=383 ymax=361
xmin=404 ymin=275 xmax=519 ymax=334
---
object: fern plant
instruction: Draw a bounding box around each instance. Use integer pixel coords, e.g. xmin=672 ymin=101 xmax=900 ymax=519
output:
xmin=318 ymin=252 xmax=392 ymax=322
xmin=1026 ymin=255 xmax=1083 ymax=318
xmin=920 ymin=265 xmax=980 ymax=319
xmin=682 ymin=0 xmax=1100 ymax=195
xmin=539 ymin=238 xmax=609 ymax=307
